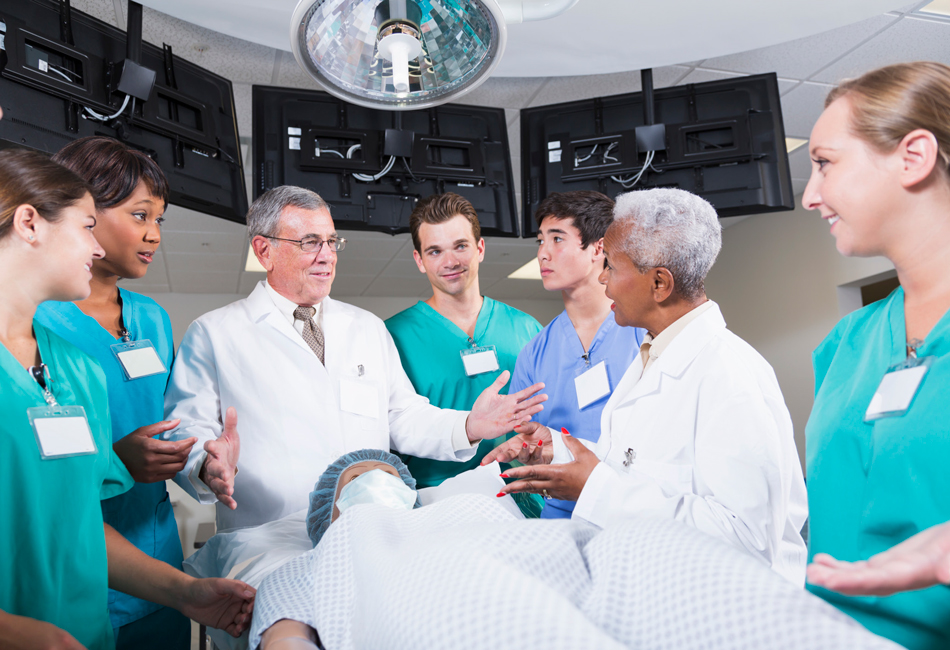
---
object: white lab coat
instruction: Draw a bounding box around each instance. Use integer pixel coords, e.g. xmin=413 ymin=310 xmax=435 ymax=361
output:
xmin=166 ymin=282 xmax=472 ymax=531
xmin=565 ymin=302 xmax=808 ymax=585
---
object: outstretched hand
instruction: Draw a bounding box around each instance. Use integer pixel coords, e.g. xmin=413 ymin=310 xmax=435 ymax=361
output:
xmin=480 ymin=421 xmax=553 ymax=466
xmin=494 ymin=429 xmax=599 ymax=502
xmin=113 ymin=418 xmax=194 ymax=483
xmin=178 ymin=577 xmax=255 ymax=638
xmin=200 ymin=407 xmax=240 ymax=509
xmin=0 ymin=612 xmax=85 ymax=650
xmin=465 ymin=371 xmax=546 ymax=443
xmin=807 ymin=521 xmax=950 ymax=596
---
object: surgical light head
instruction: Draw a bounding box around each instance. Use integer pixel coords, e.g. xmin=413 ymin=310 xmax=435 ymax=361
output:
xmin=306 ymin=448 xmax=419 ymax=547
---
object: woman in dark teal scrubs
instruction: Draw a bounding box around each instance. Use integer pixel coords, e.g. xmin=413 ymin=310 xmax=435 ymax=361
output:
xmin=800 ymin=62 xmax=950 ymax=650
xmin=0 ymin=149 xmax=254 ymax=650
xmin=35 ymin=136 xmax=196 ymax=650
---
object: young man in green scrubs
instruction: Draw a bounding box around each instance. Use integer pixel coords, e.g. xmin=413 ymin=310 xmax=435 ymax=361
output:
xmin=385 ymin=193 xmax=543 ymax=516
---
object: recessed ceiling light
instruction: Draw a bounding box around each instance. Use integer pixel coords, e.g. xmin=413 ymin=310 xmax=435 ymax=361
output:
xmin=245 ymin=243 xmax=266 ymax=273
xmin=918 ymin=0 xmax=950 ymax=17
xmin=508 ymin=257 xmax=542 ymax=280
xmin=786 ymin=137 xmax=808 ymax=153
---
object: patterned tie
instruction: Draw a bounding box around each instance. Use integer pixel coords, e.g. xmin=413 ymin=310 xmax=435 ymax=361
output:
xmin=293 ymin=305 xmax=325 ymax=364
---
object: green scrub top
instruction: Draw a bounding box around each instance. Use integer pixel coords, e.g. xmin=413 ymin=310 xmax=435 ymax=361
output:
xmin=385 ymin=297 xmax=544 ymax=516
xmin=806 ymin=287 xmax=950 ymax=650
xmin=0 ymin=322 xmax=134 ymax=650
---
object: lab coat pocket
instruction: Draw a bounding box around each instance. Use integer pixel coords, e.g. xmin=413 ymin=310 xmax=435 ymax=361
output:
xmin=632 ymin=458 xmax=694 ymax=496
xmin=339 ymin=377 xmax=381 ymax=430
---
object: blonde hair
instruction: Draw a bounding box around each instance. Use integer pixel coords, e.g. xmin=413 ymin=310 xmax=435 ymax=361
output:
xmin=826 ymin=61 xmax=950 ymax=175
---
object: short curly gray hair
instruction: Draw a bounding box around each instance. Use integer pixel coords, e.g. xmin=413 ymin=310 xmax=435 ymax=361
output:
xmin=246 ymin=185 xmax=328 ymax=239
xmin=612 ymin=188 xmax=722 ymax=300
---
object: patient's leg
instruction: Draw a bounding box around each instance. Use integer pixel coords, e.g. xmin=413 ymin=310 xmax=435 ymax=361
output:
xmin=259 ymin=619 xmax=320 ymax=650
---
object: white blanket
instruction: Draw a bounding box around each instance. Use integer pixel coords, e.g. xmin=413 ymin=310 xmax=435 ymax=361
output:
xmin=249 ymin=494 xmax=901 ymax=650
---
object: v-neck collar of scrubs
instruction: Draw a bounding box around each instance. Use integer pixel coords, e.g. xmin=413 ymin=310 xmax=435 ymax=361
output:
xmin=887 ymin=286 xmax=950 ymax=361
xmin=556 ymin=309 xmax=614 ymax=360
xmin=1 ymin=323 xmax=57 ymax=404
xmin=415 ymin=296 xmax=494 ymax=345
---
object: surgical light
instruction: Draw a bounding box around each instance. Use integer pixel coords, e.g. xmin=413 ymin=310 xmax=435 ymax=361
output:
xmin=290 ymin=0 xmax=508 ymax=110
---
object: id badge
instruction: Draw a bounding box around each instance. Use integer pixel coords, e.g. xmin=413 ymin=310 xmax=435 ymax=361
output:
xmin=575 ymin=360 xmax=611 ymax=410
xmin=110 ymin=339 xmax=167 ymax=381
xmin=461 ymin=346 xmax=499 ymax=377
xmin=864 ymin=355 xmax=934 ymax=422
xmin=27 ymin=405 xmax=97 ymax=459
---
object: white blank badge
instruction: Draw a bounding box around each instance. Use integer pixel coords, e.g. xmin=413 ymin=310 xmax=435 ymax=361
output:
xmin=461 ymin=346 xmax=499 ymax=377
xmin=111 ymin=340 xmax=166 ymax=380
xmin=340 ymin=378 xmax=380 ymax=419
xmin=865 ymin=361 xmax=930 ymax=421
xmin=575 ymin=360 xmax=611 ymax=410
xmin=28 ymin=406 xmax=97 ymax=459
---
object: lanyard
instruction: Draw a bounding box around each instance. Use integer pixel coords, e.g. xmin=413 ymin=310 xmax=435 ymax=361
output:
xmin=28 ymin=363 xmax=58 ymax=406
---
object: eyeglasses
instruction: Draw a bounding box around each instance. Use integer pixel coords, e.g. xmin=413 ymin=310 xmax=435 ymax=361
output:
xmin=265 ymin=235 xmax=346 ymax=253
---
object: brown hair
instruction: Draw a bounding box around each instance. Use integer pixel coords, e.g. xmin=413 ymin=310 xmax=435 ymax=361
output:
xmin=534 ymin=190 xmax=615 ymax=249
xmin=52 ymin=136 xmax=169 ymax=210
xmin=0 ymin=148 xmax=92 ymax=240
xmin=826 ymin=61 xmax=950 ymax=175
xmin=409 ymin=192 xmax=480 ymax=252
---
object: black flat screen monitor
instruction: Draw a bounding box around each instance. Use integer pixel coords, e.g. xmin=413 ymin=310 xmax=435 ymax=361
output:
xmin=520 ymin=72 xmax=794 ymax=235
xmin=253 ymin=85 xmax=517 ymax=237
xmin=0 ymin=0 xmax=247 ymax=223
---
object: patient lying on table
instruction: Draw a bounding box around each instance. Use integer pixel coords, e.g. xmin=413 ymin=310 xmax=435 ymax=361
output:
xmin=247 ymin=450 xmax=901 ymax=650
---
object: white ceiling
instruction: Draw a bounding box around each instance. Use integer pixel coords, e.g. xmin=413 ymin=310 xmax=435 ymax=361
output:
xmin=66 ymin=0 xmax=950 ymax=300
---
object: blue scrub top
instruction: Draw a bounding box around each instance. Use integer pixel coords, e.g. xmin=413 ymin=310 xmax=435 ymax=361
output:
xmin=35 ymin=288 xmax=182 ymax=629
xmin=510 ymin=310 xmax=644 ymax=519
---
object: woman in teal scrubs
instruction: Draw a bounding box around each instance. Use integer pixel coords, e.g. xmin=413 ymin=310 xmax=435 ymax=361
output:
xmin=800 ymin=62 xmax=950 ymax=650
xmin=35 ymin=136 xmax=196 ymax=650
xmin=0 ymin=149 xmax=254 ymax=649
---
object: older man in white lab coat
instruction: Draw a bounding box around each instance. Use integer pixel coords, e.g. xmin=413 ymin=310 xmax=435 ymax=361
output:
xmin=488 ymin=188 xmax=808 ymax=585
xmin=166 ymin=186 xmax=545 ymax=532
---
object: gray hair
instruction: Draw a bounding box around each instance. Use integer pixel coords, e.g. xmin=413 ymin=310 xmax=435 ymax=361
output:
xmin=612 ymin=188 xmax=722 ymax=300
xmin=246 ymin=185 xmax=328 ymax=239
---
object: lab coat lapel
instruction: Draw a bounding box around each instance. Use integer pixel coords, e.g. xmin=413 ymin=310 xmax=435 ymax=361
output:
xmin=611 ymin=303 xmax=726 ymax=411
xmin=245 ymin=282 xmax=315 ymax=356
xmin=320 ymin=297 xmax=353 ymax=372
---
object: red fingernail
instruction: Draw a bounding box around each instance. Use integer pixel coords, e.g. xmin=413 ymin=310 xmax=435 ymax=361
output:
xmin=561 ymin=427 xmax=571 ymax=436
xmin=500 ymin=473 xmax=509 ymax=478
xmin=538 ymin=440 xmax=543 ymax=447
xmin=523 ymin=442 xmax=528 ymax=449
xmin=496 ymin=492 xmax=505 ymax=497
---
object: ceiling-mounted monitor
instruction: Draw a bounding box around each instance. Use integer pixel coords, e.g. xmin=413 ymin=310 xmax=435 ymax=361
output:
xmin=252 ymin=85 xmax=518 ymax=237
xmin=0 ymin=0 xmax=247 ymax=223
xmin=520 ymin=72 xmax=794 ymax=235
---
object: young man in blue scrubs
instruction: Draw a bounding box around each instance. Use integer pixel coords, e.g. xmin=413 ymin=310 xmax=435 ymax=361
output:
xmin=385 ymin=193 xmax=543 ymax=516
xmin=509 ymin=191 xmax=645 ymax=519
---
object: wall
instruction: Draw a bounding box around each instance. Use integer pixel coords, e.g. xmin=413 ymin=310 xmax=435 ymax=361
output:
xmin=704 ymin=199 xmax=893 ymax=470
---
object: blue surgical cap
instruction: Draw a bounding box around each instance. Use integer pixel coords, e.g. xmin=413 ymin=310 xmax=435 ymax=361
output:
xmin=306 ymin=448 xmax=417 ymax=547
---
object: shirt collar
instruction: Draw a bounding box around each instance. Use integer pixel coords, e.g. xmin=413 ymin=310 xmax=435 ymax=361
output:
xmin=642 ymin=300 xmax=715 ymax=364
xmin=264 ymin=280 xmax=322 ymax=327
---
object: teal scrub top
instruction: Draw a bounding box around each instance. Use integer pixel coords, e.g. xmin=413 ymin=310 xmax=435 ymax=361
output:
xmin=35 ymin=288 xmax=181 ymax=629
xmin=0 ymin=322 xmax=134 ymax=650
xmin=806 ymin=287 xmax=950 ymax=650
xmin=385 ymin=297 xmax=544 ymax=517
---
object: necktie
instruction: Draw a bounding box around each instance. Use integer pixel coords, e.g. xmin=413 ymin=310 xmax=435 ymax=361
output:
xmin=293 ymin=305 xmax=325 ymax=364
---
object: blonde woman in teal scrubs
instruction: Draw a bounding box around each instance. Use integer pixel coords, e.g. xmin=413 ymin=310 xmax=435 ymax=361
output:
xmin=801 ymin=61 xmax=950 ymax=650
xmin=0 ymin=148 xmax=254 ymax=650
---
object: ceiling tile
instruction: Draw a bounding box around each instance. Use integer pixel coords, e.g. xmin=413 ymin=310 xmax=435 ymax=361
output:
xmin=792 ymin=178 xmax=809 ymax=196
xmin=701 ymin=14 xmax=899 ymax=80
xmin=168 ymin=271 xmax=239 ymax=294
xmin=119 ymin=278 xmax=170 ymax=293
xmin=787 ymin=146 xmax=813 ymax=184
xmin=232 ymin=82 xmax=253 ymax=140
xmin=238 ymin=273 xmax=264 ymax=296
xmin=274 ymin=51 xmax=324 ymax=91
xmin=525 ymin=66 xmax=692 ymax=109
xmin=335 ymin=255 xmax=393 ymax=277
xmin=813 ymin=16 xmax=950 ymax=83
xmin=361 ymin=274 xmax=432 ymax=298
xmin=71 ymin=0 xmax=121 ymax=26
xmin=779 ymin=82 xmax=835 ymax=139
xmin=378 ymin=257 xmax=425 ymax=279
xmin=141 ymin=5 xmax=278 ymax=84
xmin=483 ymin=278 xmax=551 ymax=300
xmin=460 ymin=77 xmax=548 ymax=110
xmin=677 ymin=69 xmax=799 ymax=97
xmin=336 ymin=231 xmax=410 ymax=260
xmin=164 ymin=252 xmax=243 ymax=276
xmin=160 ymin=230 xmax=247 ymax=256
xmin=328 ymin=274 xmax=377 ymax=296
